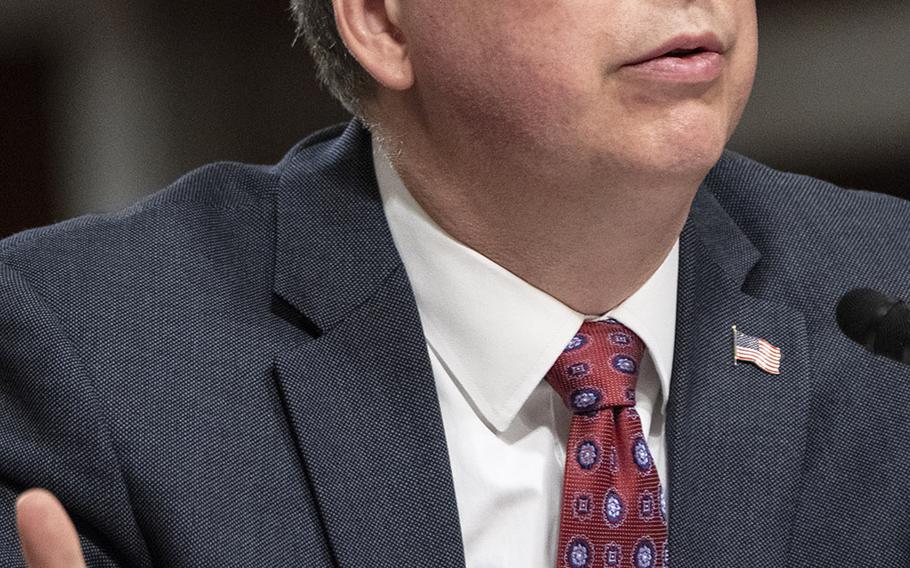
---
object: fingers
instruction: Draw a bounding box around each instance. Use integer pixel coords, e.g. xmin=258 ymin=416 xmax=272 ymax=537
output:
xmin=15 ymin=489 xmax=87 ymax=568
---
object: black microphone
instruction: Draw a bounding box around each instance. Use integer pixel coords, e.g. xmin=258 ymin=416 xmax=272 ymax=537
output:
xmin=836 ymin=288 xmax=910 ymax=364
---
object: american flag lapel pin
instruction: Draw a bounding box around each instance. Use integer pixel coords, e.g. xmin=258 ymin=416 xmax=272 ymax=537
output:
xmin=732 ymin=325 xmax=782 ymax=375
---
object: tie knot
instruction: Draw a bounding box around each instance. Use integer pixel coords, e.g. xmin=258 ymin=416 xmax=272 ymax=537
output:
xmin=545 ymin=320 xmax=644 ymax=414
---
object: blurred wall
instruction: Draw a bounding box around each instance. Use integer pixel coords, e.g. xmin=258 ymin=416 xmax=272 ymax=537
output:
xmin=1 ymin=0 xmax=908 ymax=238
xmin=728 ymin=1 xmax=910 ymax=196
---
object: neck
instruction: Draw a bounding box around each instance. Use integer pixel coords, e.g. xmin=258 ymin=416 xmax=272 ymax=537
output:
xmin=374 ymin=121 xmax=702 ymax=315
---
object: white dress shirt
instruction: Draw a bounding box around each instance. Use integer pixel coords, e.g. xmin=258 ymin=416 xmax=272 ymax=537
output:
xmin=372 ymin=141 xmax=678 ymax=568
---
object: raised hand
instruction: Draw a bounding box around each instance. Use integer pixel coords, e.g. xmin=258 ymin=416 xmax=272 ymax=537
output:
xmin=15 ymin=489 xmax=87 ymax=568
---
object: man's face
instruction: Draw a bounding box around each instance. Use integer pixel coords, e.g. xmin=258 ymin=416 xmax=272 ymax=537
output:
xmin=398 ymin=0 xmax=758 ymax=180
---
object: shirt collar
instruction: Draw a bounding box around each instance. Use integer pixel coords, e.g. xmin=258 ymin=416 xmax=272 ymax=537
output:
xmin=373 ymin=140 xmax=677 ymax=432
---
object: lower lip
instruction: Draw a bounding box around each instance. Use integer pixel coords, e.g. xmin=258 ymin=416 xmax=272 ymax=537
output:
xmin=622 ymin=52 xmax=724 ymax=83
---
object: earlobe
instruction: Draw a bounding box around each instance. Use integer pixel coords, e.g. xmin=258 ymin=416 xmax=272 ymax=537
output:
xmin=333 ymin=0 xmax=414 ymax=91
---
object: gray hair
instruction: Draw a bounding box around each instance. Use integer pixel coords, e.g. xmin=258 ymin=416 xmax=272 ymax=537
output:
xmin=290 ymin=0 xmax=377 ymax=116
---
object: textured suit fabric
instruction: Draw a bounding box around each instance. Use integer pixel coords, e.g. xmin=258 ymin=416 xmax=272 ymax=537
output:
xmin=0 ymin=119 xmax=908 ymax=567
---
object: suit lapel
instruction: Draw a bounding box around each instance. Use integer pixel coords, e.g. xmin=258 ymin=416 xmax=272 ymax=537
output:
xmin=268 ymin=122 xmax=810 ymax=566
xmin=667 ymin=186 xmax=810 ymax=565
xmin=271 ymin=122 xmax=466 ymax=568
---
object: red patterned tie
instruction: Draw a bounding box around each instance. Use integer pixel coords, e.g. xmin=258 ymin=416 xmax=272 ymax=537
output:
xmin=545 ymin=320 xmax=668 ymax=568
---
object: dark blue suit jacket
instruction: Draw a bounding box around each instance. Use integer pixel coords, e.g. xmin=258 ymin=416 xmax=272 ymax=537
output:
xmin=1 ymin=121 xmax=909 ymax=567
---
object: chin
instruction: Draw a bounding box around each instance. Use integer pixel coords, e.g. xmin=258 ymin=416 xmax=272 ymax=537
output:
xmin=660 ymin=143 xmax=725 ymax=176
xmin=580 ymin=100 xmax=735 ymax=182
xmin=606 ymin=144 xmax=722 ymax=186
xmin=629 ymin=122 xmax=729 ymax=180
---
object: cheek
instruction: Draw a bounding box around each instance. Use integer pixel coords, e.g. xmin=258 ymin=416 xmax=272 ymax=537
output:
xmin=726 ymin=9 xmax=759 ymax=134
xmin=406 ymin=11 xmax=595 ymax=138
xmin=422 ymin=50 xmax=595 ymax=157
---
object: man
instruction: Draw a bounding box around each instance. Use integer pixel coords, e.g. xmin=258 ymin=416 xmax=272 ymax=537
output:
xmin=4 ymin=0 xmax=909 ymax=566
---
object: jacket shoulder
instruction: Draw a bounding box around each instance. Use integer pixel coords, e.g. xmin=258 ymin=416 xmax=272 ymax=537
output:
xmin=0 ymin=123 xmax=350 ymax=294
xmin=0 ymin=122 xmax=350 ymax=264
xmin=709 ymin=151 xmax=909 ymax=233
xmin=1 ymin=161 xmax=276 ymax=259
xmin=709 ymin=151 xmax=910 ymax=256
xmin=707 ymin=150 xmax=910 ymax=302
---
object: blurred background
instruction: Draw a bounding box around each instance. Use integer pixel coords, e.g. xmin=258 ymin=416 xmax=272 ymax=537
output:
xmin=1 ymin=0 xmax=908 ymax=238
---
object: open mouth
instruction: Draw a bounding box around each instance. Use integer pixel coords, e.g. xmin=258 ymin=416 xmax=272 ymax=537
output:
xmin=622 ymin=36 xmax=725 ymax=83
xmin=663 ymin=48 xmax=708 ymax=58
xmin=625 ymin=34 xmax=725 ymax=67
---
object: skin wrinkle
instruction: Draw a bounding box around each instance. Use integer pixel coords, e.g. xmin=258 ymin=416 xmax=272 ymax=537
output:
xmin=344 ymin=0 xmax=758 ymax=314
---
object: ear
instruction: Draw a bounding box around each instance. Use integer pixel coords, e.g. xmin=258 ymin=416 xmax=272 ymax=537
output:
xmin=332 ymin=0 xmax=413 ymax=91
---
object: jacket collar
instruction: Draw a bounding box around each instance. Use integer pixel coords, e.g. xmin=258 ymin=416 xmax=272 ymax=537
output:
xmin=271 ymin=120 xmax=466 ymax=568
xmin=273 ymin=120 xmax=404 ymax=334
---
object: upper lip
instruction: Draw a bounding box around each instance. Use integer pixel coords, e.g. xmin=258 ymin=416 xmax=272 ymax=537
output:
xmin=624 ymin=32 xmax=725 ymax=66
